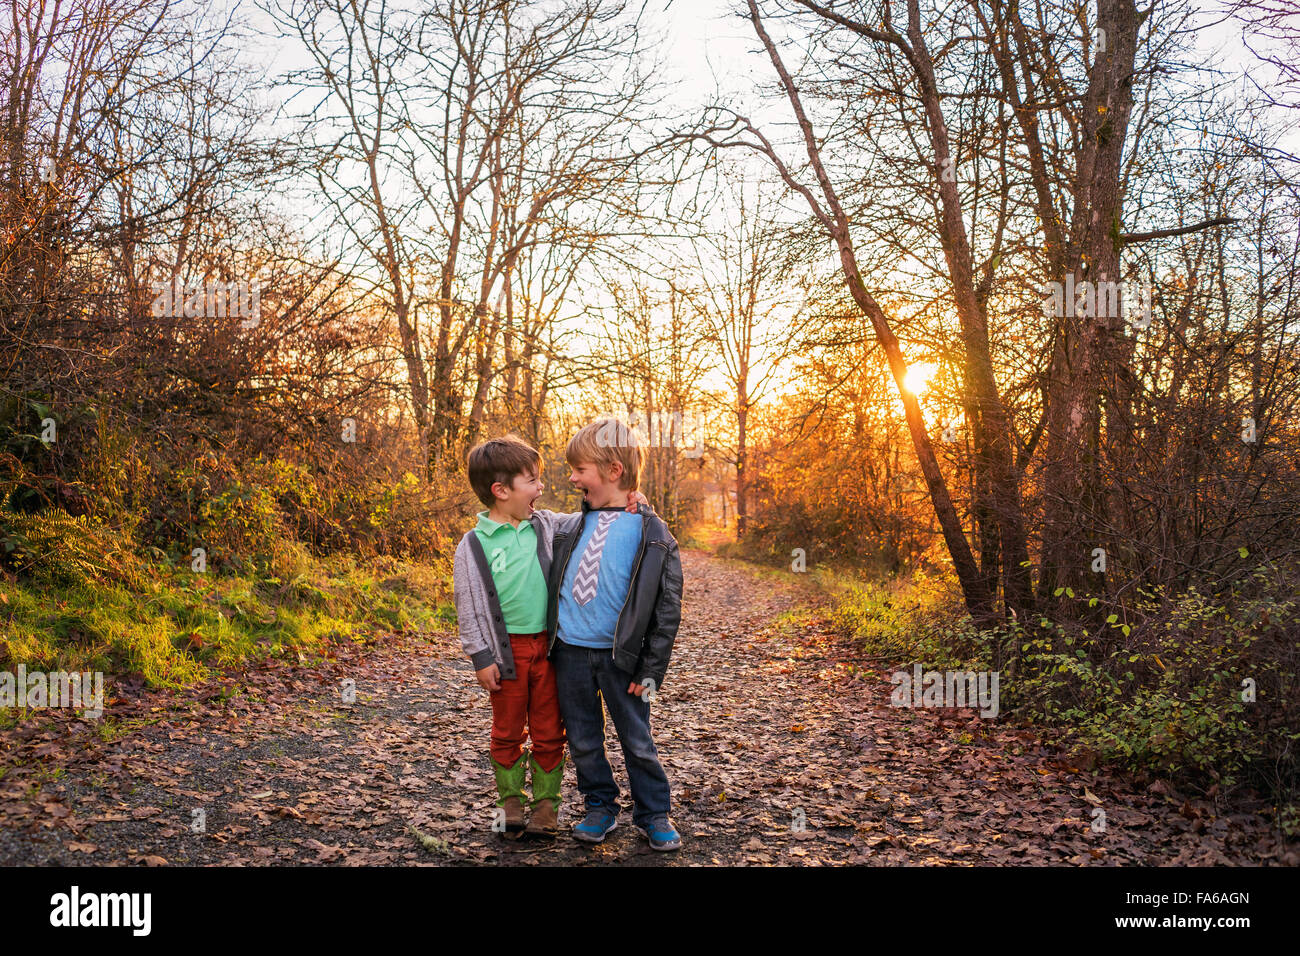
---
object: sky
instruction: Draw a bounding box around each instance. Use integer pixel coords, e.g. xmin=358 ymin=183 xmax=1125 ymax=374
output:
xmin=653 ymin=0 xmax=1300 ymax=121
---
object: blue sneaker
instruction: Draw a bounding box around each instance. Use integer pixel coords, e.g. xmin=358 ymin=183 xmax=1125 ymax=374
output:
xmin=573 ymin=806 xmax=618 ymax=843
xmin=636 ymin=816 xmax=681 ymax=851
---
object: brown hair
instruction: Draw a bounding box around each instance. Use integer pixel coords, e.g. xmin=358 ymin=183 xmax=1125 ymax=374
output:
xmin=565 ymin=417 xmax=643 ymax=490
xmin=466 ymin=434 xmax=542 ymax=507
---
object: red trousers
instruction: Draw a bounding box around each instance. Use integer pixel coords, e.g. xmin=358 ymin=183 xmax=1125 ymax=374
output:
xmin=490 ymin=633 xmax=565 ymax=772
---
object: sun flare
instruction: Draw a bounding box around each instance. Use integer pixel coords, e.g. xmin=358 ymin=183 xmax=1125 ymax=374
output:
xmin=903 ymin=361 xmax=939 ymax=395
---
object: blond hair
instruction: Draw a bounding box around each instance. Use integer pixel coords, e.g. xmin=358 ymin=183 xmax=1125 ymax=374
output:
xmin=565 ymin=417 xmax=644 ymax=490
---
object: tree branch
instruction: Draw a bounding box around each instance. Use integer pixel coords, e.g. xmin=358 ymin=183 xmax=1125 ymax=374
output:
xmin=1122 ymin=216 xmax=1236 ymax=244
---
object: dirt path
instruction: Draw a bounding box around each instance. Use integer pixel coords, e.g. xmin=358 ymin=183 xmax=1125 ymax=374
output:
xmin=0 ymin=551 xmax=1289 ymax=866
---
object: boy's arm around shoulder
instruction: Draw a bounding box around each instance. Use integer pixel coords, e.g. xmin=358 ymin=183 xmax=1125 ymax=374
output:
xmin=635 ymin=526 xmax=683 ymax=692
xmin=528 ymin=507 xmax=583 ymax=546
xmin=532 ymin=497 xmax=643 ymax=532
xmin=452 ymin=534 xmax=498 ymax=671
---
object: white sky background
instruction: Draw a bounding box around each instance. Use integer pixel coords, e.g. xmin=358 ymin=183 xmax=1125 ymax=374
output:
xmin=1187 ymin=1 xmax=1300 ymax=153
xmin=653 ymin=0 xmax=1300 ymax=136
xmin=655 ymin=1 xmax=766 ymax=115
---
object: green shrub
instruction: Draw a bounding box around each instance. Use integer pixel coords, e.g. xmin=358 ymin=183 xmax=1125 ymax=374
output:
xmin=827 ymin=565 xmax=985 ymax=671
xmin=197 ymin=477 xmax=285 ymax=570
xmin=824 ymin=559 xmax=1299 ymax=807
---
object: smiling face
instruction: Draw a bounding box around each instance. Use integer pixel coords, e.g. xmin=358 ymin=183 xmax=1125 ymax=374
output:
xmin=567 ymin=458 xmax=625 ymax=509
xmin=563 ymin=419 xmax=642 ymax=508
xmin=491 ymin=468 xmax=544 ymax=523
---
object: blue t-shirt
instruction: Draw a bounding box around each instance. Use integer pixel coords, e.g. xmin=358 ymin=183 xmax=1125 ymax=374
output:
xmin=557 ymin=509 xmax=643 ymax=648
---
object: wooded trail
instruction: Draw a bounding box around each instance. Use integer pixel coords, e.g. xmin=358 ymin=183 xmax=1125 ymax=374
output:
xmin=0 ymin=552 xmax=1287 ymax=866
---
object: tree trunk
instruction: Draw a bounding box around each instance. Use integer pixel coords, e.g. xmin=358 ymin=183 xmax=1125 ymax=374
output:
xmin=1037 ymin=0 xmax=1143 ymax=607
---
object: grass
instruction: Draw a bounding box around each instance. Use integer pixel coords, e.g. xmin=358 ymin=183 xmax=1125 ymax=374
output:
xmin=94 ymin=715 xmax=162 ymax=743
xmin=704 ymin=529 xmax=980 ymax=671
xmin=0 ymin=550 xmax=453 ymax=707
xmin=819 ymin=565 xmax=988 ymax=672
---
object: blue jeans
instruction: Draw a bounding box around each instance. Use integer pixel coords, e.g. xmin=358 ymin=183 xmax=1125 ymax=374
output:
xmin=552 ymin=640 xmax=671 ymax=827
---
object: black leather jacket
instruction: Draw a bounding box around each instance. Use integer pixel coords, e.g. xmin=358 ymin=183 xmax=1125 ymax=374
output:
xmin=545 ymin=500 xmax=683 ymax=689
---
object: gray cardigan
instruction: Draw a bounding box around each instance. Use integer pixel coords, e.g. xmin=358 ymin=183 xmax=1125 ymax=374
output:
xmin=452 ymin=509 xmax=562 ymax=681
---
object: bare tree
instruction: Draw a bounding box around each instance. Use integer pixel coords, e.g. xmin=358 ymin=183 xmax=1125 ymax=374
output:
xmin=269 ymin=0 xmax=663 ymax=477
xmin=682 ymin=0 xmax=1241 ymax=626
xmin=692 ymin=0 xmax=999 ymax=620
xmin=677 ymin=160 xmax=806 ymax=538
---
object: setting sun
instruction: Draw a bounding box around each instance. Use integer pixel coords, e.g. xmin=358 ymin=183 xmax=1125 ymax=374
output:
xmin=903 ymin=362 xmax=939 ymax=395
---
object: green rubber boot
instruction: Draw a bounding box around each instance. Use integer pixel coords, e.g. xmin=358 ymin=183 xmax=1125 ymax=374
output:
xmin=524 ymin=752 xmax=565 ymax=838
xmin=492 ymin=753 xmax=528 ymax=835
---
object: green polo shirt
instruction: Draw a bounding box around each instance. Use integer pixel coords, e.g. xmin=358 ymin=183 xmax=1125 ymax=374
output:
xmin=473 ymin=511 xmax=548 ymax=634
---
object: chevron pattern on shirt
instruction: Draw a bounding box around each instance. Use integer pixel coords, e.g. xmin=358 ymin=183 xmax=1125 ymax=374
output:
xmin=571 ymin=512 xmax=616 ymax=606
